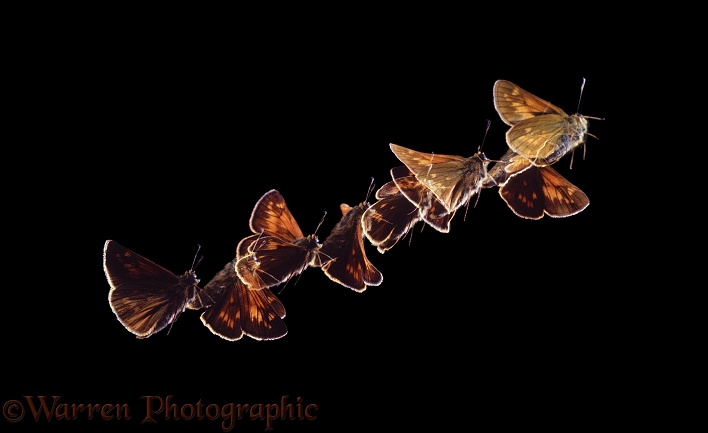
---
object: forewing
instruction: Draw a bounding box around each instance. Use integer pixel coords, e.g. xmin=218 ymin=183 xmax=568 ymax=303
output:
xmin=389 ymin=143 xmax=465 ymax=176
xmin=320 ymin=203 xmax=383 ymax=291
xmin=506 ymin=114 xmax=569 ymax=163
xmin=493 ymin=79 xmax=567 ymax=125
xmin=249 ymin=189 xmax=305 ymax=241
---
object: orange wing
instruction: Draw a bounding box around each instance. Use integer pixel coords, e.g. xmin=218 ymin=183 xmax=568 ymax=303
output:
xmin=198 ymin=259 xmax=287 ymax=341
xmin=320 ymin=202 xmax=383 ymax=292
xmin=499 ymin=164 xmax=589 ymax=219
xmin=248 ymin=189 xmax=305 ymax=241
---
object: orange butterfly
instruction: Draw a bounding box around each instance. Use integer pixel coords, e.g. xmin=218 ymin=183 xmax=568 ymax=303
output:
xmin=318 ymin=182 xmax=383 ymax=292
xmin=190 ymin=258 xmax=287 ymax=341
xmin=362 ymin=170 xmax=423 ymax=254
xmin=493 ymin=79 xmax=601 ymax=167
xmin=388 ymin=142 xmax=490 ymax=216
xmin=235 ymin=189 xmax=322 ymax=290
xmin=103 ymin=240 xmax=203 ymax=338
xmin=363 ymin=165 xmax=454 ymax=253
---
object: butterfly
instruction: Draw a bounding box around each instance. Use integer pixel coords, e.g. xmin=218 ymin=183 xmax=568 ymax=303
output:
xmin=235 ymin=189 xmax=323 ymax=290
xmin=493 ymin=79 xmax=601 ymax=167
xmin=363 ymin=165 xmax=455 ymax=253
xmin=189 ymin=258 xmax=287 ymax=341
xmin=317 ymin=181 xmax=383 ymax=292
xmin=103 ymin=239 xmax=203 ymax=338
xmin=486 ymin=149 xmax=590 ymax=219
xmin=362 ymin=170 xmax=423 ymax=253
xmin=388 ymin=142 xmax=491 ymax=216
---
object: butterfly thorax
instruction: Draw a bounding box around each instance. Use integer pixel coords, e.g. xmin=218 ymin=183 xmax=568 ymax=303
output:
xmin=542 ymin=115 xmax=588 ymax=166
xmin=181 ymin=270 xmax=200 ymax=286
xmin=176 ymin=271 xmax=199 ymax=296
xmin=179 ymin=270 xmax=202 ymax=308
xmin=293 ymin=234 xmax=322 ymax=264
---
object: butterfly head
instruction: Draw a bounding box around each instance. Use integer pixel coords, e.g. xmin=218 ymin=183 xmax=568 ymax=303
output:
xmin=299 ymin=234 xmax=322 ymax=250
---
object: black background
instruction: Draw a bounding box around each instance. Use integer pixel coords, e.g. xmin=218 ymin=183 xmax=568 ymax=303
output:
xmin=4 ymin=9 xmax=632 ymax=433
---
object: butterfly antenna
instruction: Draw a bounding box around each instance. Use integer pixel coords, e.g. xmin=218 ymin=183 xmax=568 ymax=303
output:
xmin=575 ymin=77 xmax=587 ymax=114
xmin=366 ymin=176 xmax=375 ymax=202
xmin=191 ymin=244 xmax=203 ymax=271
xmin=477 ymin=119 xmax=505 ymax=164
xmin=314 ymin=211 xmax=327 ymax=235
xmin=576 ymin=78 xmax=605 ymax=121
xmin=478 ymin=119 xmax=491 ymax=153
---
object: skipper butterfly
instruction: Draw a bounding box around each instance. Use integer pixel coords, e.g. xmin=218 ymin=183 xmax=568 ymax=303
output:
xmin=388 ymin=142 xmax=490 ymax=216
xmin=235 ymin=189 xmax=322 ymax=290
xmin=318 ymin=181 xmax=383 ymax=292
xmin=493 ymin=79 xmax=601 ymax=167
xmin=103 ymin=240 xmax=203 ymax=338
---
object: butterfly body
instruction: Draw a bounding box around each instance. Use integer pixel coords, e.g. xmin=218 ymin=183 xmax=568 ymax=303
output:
xmin=103 ymin=240 xmax=201 ymax=339
xmin=493 ymin=79 xmax=591 ymax=167
xmin=235 ymin=189 xmax=322 ymax=289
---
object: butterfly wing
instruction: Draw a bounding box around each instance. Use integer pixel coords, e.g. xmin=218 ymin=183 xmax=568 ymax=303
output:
xmin=538 ymin=165 xmax=590 ymax=217
xmin=320 ymin=203 xmax=383 ymax=292
xmin=505 ymin=114 xmax=587 ymax=165
xmin=363 ymin=177 xmax=422 ymax=253
xmin=103 ymin=240 xmax=200 ymax=338
xmin=374 ymin=178 xmax=404 ymax=200
xmin=389 ymin=143 xmax=467 ymax=173
xmin=499 ymin=165 xmax=589 ymax=219
xmin=249 ymin=189 xmax=305 ymax=241
xmin=199 ymin=259 xmax=287 ymax=341
xmin=498 ymin=165 xmax=546 ymax=220
xmin=493 ymin=79 xmax=567 ymax=125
